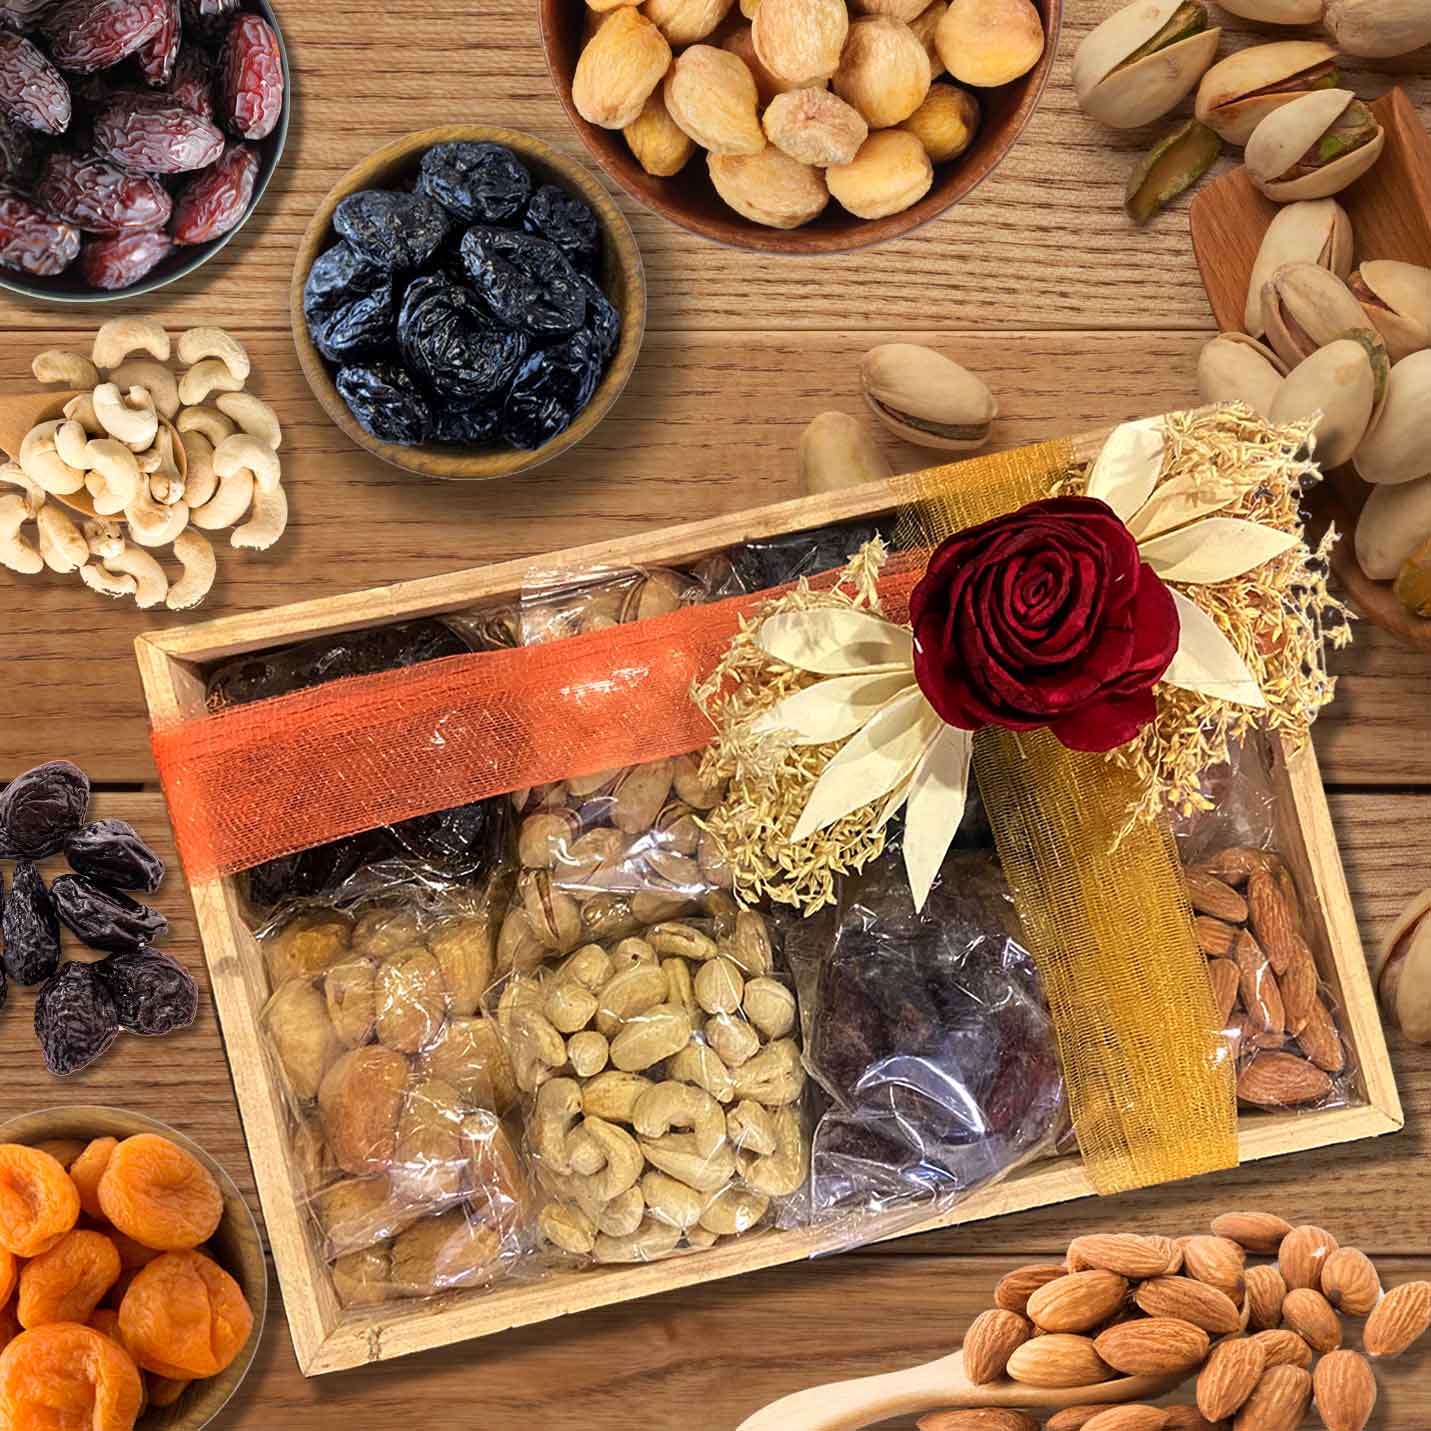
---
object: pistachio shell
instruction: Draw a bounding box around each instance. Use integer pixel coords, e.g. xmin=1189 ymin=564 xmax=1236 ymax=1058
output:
xmin=1269 ymin=338 xmax=1375 ymax=470
xmin=1198 ymin=334 xmax=1288 ymax=419
xmin=1246 ymin=89 xmax=1385 ymax=202
xmin=1324 ymin=0 xmax=1431 ymax=59
xmin=1354 ymin=351 xmax=1431 ymax=485
xmin=1385 ymin=918 xmax=1431 ymax=1045
xmin=1215 ymin=0 xmax=1323 ymax=21
xmin=1073 ymin=1 xmax=1220 ymax=129
xmin=798 ymin=412 xmax=894 ymax=493
xmin=1125 ymin=118 xmax=1222 ymax=225
xmin=1262 ymin=262 xmax=1367 ymax=367
xmin=1194 ymin=41 xmax=1337 ymax=146
xmin=1351 ymin=261 xmax=1431 ymax=362
xmin=860 ymin=342 xmax=996 ymax=450
xmin=1396 ymin=541 xmax=1431 ymax=618
xmin=1244 ymin=199 xmax=1354 ymax=337
xmin=1355 ymin=475 xmax=1431 ymax=580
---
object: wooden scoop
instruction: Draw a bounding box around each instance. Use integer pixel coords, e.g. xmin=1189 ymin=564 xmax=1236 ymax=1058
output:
xmin=736 ymin=1349 xmax=1184 ymax=1431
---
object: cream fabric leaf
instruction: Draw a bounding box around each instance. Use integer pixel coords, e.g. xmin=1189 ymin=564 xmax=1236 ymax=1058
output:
xmin=1139 ymin=518 xmax=1298 ymax=584
xmin=752 ymin=671 xmax=915 ymax=745
xmin=1163 ymin=589 xmax=1267 ymax=708
xmin=1125 ymin=471 xmax=1258 ymax=541
xmin=877 ymin=773 xmax=915 ymax=830
xmin=756 ymin=609 xmax=915 ymax=675
xmin=791 ymin=686 xmax=939 ymax=843
xmin=903 ymin=724 xmax=974 ymax=912
xmin=1085 ymin=418 xmax=1165 ymax=523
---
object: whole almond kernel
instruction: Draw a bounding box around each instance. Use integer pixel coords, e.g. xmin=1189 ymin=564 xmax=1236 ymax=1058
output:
xmin=1135 ymin=1277 xmax=1243 ymax=1334
xmin=1005 ymin=1335 xmax=1112 ymax=1389
xmin=1320 ymin=1247 xmax=1381 ymax=1317
xmin=1364 ymin=1280 xmax=1431 ymax=1358
xmin=1046 ymin=1408 xmax=1122 ymax=1431
xmin=1082 ymin=1409 xmax=1168 ymax=1431
xmin=1163 ymin=1409 xmax=1220 ymax=1431
xmin=1182 ymin=1235 xmax=1247 ymax=1303
xmin=963 ymin=1308 xmax=1033 ymax=1385
xmin=1312 ymin=1350 xmax=1377 ymax=1431
xmin=1250 ymin=1328 xmax=1314 ymax=1370
xmin=994 ymin=1263 xmax=1067 ymax=1315
xmin=1234 ymin=931 xmax=1285 ymax=1037
xmin=1186 ymin=869 xmax=1250 ymax=923
xmin=1208 ymin=959 xmax=1240 ymax=1025
xmin=1211 ymin=1211 xmax=1293 ymax=1255
xmin=1277 ymin=950 xmax=1318 ymax=1034
xmin=1297 ymin=997 xmax=1346 ymax=1074
xmin=1067 ymin=1233 xmax=1176 ymax=1280
xmin=1202 ymin=846 xmax=1281 ymax=887
xmin=1248 ymin=868 xmax=1308 ymax=977
xmin=1196 ymin=916 xmax=1238 ymax=959
xmin=1281 ymin=1287 xmax=1341 ymax=1352
xmin=1238 ymin=1052 xmax=1333 ymax=1110
xmin=1094 ymin=1318 xmax=1210 ymax=1377
xmin=1245 ymin=1264 xmax=1288 ymax=1332
xmin=1028 ymin=1270 xmax=1129 ymax=1333
xmin=917 ymin=1413 xmax=1039 ymax=1431
xmin=1233 ymin=1365 xmax=1312 ymax=1431
xmin=1279 ymin=1224 xmax=1339 ymax=1292
xmin=1197 ymin=1336 xmax=1267 ymax=1422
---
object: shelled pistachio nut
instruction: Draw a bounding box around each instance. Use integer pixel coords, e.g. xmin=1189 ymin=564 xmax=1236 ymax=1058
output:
xmin=798 ymin=412 xmax=894 ymax=494
xmin=1395 ymin=538 xmax=1431 ymax=618
xmin=1348 ymin=261 xmax=1431 ymax=363
xmin=1211 ymin=0 xmax=1323 ymax=23
xmin=859 ymin=343 xmax=996 ymax=450
xmin=1376 ymin=889 xmax=1431 ymax=1043
xmin=1261 ymin=262 xmax=1367 ymax=367
xmin=1269 ymin=335 xmax=1377 ymax=469
xmin=1245 ymin=89 xmax=1386 ymax=202
xmin=1354 ymin=350 xmax=1431 ymax=485
xmin=1244 ymin=199 xmax=1353 ymax=337
xmin=1324 ymin=0 xmax=1431 ymax=59
xmin=1197 ymin=334 xmax=1288 ymax=419
xmin=1355 ymin=476 xmax=1431 ymax=580
xmin=1125 ymin=119 xmax=1222 ymax=225
xmin=1072 ymin=0 xmax=1221 ymax=130
xmin=1194 ymin=41 xmax=1338 ymax=147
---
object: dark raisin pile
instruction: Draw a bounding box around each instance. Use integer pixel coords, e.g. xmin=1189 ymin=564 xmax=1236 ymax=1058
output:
xmin=0 ymin=759 xmax=197 ymax=1076
xmin=304 ymin=140 xmax=621 ymax=453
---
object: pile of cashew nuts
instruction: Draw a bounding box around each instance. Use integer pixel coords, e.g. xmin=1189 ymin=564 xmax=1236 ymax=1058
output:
xmin=0 ymin=317 xmax=286 ymax=611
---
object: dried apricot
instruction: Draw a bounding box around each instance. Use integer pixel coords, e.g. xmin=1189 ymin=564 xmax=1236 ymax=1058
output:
xmin=0 ymin=1323 xmax=144 ymax=1431
xmin=147 ymin=1371 xmax=191 ymax=1406
xmin=18 ymin=1229 xmax=121 ymax=1328
xmin=0 ymin=1248 xmax=15 ymax=1306
xmin=108 ymin=1230 xmax=161 ymax=1273
xmin=117 ymin=1251 xmax=252 ymax=1379
xmin=89 ymin=1307 xmax=121 ymax=1340
xmin=0 ymin=1145 xmax=81 ymax=1258
xmin=69 ymin=1137 xmax=119 ymax=1222
xmin=97 ymin=1136 xmax=223 ymax=1252
xmin=0 ymin=1300 xmax=18 ymax=1351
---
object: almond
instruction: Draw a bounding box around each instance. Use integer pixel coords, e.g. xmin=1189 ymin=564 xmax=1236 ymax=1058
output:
xmin=1201 ymin=847 xmax=1282 ymax=887
xmin=1276 ymin=949 xmax=1318 ymax=1035
xmin=994 ymin=1263 xmax=1067 ymax=1315
xmin=1067 ymin=1234 xmax=1176 ymax=1280
xmin=1082 ymin=1409 xmax=1169 ymax=1431
xmin=1197 ymin=1336 xmax=1267 ymax=1422
xmin=1094 ymin=1318 xmax=1210 ymax=1376
xmin=1005 ymin=1334 xmax=1112 ymax=1388
xmin=963 ymin=1308 xmax=1033 ymax=1384
xmin=1312 ymin=1350 xmax=1377 ymax=1431
xmin=917 ymin=1413 xmax=1039 ymax=1431
xmin=1046 ymin=1408 xmax=1122 ymax=1431
xmin=1279 ymin=1224 xmax=1339 ymax=1291
xmin=1234 ymin=931 xmax=1285 ymax=1036
xmin=1320 ymin=1247 xmax=1381 ymax=1317
xmin=1238 ymin=1052 xmax=1333 ymax=1110
xmin=1250 ymin=1329 xmax=1313 ymax=1370
xmin=1244 ymin=1265 xmax=1288 ymax=1332
xmin=1233 ymin=1365 xmax=1311 ymax=1431
xmin=1028 ymin=1270 xmax=1129 ymax=1333
xmin=1181 ymin=1235 xmax=1246 ymax=1303
xmin=1281 ymin=1287 xmax=1341 ymax=1352
xmin=1363 ymin=1279 xmax=1431 ymax=1358
xmin=1296 ymin=997 xmax=1346 ymax=1074
xmin=1207 ymin=958 xmax=1241 ymax=1026
xmin=1196 ymin=916 xmax=1239 ymax=959
xmin=1135 ymin=1277 xmax=1243 ymax=1334
xmin=1187 ymin=869 xmax=1250 ymax=923
xmin=1248 ymin=868 xmax=1308 ymax=977
xmin=1211 ymin=1211 xmax=1292 ymax=1255
xmin=1163 ymin=1409 xmax=1221 ymax=1431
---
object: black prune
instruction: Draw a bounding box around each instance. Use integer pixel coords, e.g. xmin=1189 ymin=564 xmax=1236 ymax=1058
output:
xmin=241 ymin=829 xmax=397 ymax=913
xmin=333 ymin=188 xmax=450 ymax=272
xmin=303 ymin=239 xmax=395 ymax=364
xmin=390 ymin=798 xmax=502 ymax=877
xmin=336 ymin=361 xmax=432 ymax=445
xmin=397 ymin=274 xmax=527 ymax=401
xmin=418 ymin=140 xmax=531 ymax=224
xmin=579 ymin=275 xmax=620 ymax=363
xmin=728 ymin=518 xmax=896 ymax=592
xmin=65 ymin=819 xmax=166 ymax=894
xmin=432 ymin=399 xmax=502 ymax=446
xmin=501 ymin=329 xmax=603 ymax=450
xmin=2 ymin=860 xmax=61 ymax=986
xmin=0 ymin=759 xmax=90 ymax=857
xmin=35 ymin=961 xmax=119 ymax=1076
xmin=459 ymin=226 xmax=587 ymax=338
xmin=50 ymin=874 xmax=168 ymax=954
xmin=94 ymin=949 xmax=198 ymax=1036
xmin=523 ymin=183 xmax=600 ymax=274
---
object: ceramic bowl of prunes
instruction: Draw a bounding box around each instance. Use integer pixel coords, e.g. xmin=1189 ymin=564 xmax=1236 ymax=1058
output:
xmin=290 ymin=125 xmax=647 ymax=481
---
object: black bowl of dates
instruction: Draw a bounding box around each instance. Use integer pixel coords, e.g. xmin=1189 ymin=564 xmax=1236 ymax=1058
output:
xmin=0 ymin=0 xmax=289 ymax=302
xmin=289 ymin=125 xmax=646 ymax=482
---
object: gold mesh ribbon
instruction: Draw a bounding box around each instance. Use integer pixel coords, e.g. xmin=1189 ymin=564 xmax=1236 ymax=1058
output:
xmin=893 ymin=440 xmax=1238 ymax=1195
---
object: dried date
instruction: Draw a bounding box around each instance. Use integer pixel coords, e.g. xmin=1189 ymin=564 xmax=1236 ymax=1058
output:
xmin=218 ymin=11 xmax=282 ymax=139
xmin=171 ymin=141 xmax=257 ymax=244
xmin=136 ymin=0 xmax=178 ymax=85
xmin=418 ymin=140 xmax=531 ymax=224
xmin=0 ymin=760 xmax=90 ymax=858
xmin=80 ymin=227 xmax=173 ymax=289
xmin=336 ymin=361 xmax=433 ymax=445
xmin=333 ymin=189 xmax=450 ymax=272
xmin=95 ymin=950 xmax=197 ymax=1036
xmin=501 ymin=330 xmax=602 ymax=450
xmin=94 ymin=93 xmax=225 ymax=172
xmin=35 ymin=961 xmax=120 ymax=1076
xmin=0 ymin=30 xmax=70 ymax=134
xmin=460 ymin=227 xmax=587 ymax=338
xmin=397 ymin=274 xmax=527 ymax=401
xmin=34 ymin=152 xmax=172 ymax=233
xmin=179 ymin=0 xmax=236 ymax=41
xmin=65 ymin=820 xmax=166 ymax=894
xmin=167 ymin=43 xmax=215 ymax=119
xmin=44 ymin=0 xmax=167 ymax=73
xmin=2 ymin=860 xmax=61 ymax=987
xmin=50 ymin=874 xmax=168 ymax=954
xmin=0 ymin=0 xmax=55 ymax=29
xmin=0 ymin=116 xmax=40 ymax=186
xmin=0 ymin=193 xmax=76 ymax=275
xmin=303 ymin=240 xmax=394 ymax=364
xmin=523 ymin=183 xmax=600 ymax=274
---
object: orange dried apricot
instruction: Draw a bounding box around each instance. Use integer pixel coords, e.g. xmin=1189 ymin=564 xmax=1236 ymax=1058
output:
xmin=97 ymin=1136 xmax=223 ymax=1252
xmin=0 ymin=1247 xmax=16 ymax=1306
xmin=117 ymin=1251 xmax=253 ymax=1379
xmin=0 ymin=1300 xmax=18 ymax=1351
xmin=146 ymin=1372 xmax=191 ymax=1407
xmin=19 ymin=1229 xmax=122 ymax=1329
xmin=107 ymin=1230 xmax=160 ymax=1274
xmin=0 ymin=1322 xmax=144 ymax=1431
xmin=0 ymin=1144 xmax=81 ymax=1258
xmin=68 ymin=1138 xmax=119 ymax=1222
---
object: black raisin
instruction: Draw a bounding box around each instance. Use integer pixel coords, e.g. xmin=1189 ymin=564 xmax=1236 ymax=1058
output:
xmin=397 ymin=274 xmax=527 ymax=401
xmin=501 ymin=329 xmax=603 ymax=451
xmin=580 ymin=275 xmax=621 ymax=363
xmin=50 ymin=874 xmax=168 ymax=954
xmin=459 ymin=227 xmax=587 ymax=339
xmin=523 ymin=183 xmax=600 ymax=274
xmin=0 ymin=759 xmax=90 ymax=857
xmin=94 ymin=949 xmax=198 ymax=1036
xmin=2 ymin=859 xmax=61 ymax=986
xmin=302 ymin=239 xmax=395 ymax=364
xmin=335 ymin=361 xmax=432 ymax=445
xmin=332 ymin=188 xmax=450 ymax=272
xmin=432 ymin=399 xmax=502 ymax=446
xmin=35 ymin=961 xmax=120 ymax=1076
xmin=65 ymin=819 xmax=166 ymax=894
xmin=390 ymin=798 xmax=503 ymax=877
xmin=418 ymin=140 xmax=531 ymax=224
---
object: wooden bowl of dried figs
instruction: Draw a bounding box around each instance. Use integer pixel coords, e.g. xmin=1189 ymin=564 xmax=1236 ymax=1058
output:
xmin=539 ymin=0 xmax=1062 ymax=254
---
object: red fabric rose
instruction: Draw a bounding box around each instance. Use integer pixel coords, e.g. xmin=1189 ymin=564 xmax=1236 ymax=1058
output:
xmin=909 ymin=496 xmax=1180 ymax=753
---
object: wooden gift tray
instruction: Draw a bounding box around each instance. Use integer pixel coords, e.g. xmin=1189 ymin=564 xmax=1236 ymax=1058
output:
xmin=136 ymin=424 xmax=1403 ymax=1376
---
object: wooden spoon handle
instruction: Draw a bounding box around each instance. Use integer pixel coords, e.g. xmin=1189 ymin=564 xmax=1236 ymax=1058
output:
xmin=737 ymin=1354 xmax=968 ymax=1431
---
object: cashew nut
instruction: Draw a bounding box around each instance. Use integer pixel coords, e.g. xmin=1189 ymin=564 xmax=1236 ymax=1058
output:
xmin=0 ymin=493 xmax=42 ymax=574
xmin=640 ymin=1169 xmax=706 ymax=1229
xmin=633 ymin=1081 xmax=727 ymax=1157
xmin=546 ymin=980 xmax=598 ymax=1034
xmin=176 ymin=404 xmax=236 ymax=445
xmin=19 ymin=422 xmax=85 ymax=496
xmin=730 ymin=1039 xmax=805 ymax=1105
xmin=125 ymin=480 xmax=190 ymax=548
xmin=33 ymin=349 xmax=101 ymax=387
xmin=189 ymin=466 xmax=253 ymax=531
xmin=575 ymin=1117 xmax=644 ymax=1203
xmin=668 ymin=1042 xmax=735 ymax=1104
xmin=695 ymin=956 xmax=745 ymax=1016
xmin=737 ymin=1106 xmax=807 ymax=1197
xmin=93 ymin=383 xmax=159 ymax=451
xmin=567 ymin=1124 xmax=607 ymax=1177
xmin=104 ymin=542 xmax=168 ymax=608
xmin=568 ymin=1030 xmax=609 ymax=1079
xmin=213 ymin=432 xmax=280 ymax=494
xmin=36 ymin=505 xmax=87 ymax=573
xmin=581 ymin=1071 xmax=654 ymax=1124
xmin=663 ymin=957 xmax=697 ymax=1019
xmin=93 ymin=318 xmax=170 ymax=369
xmin=699 ymin=1186 xmax=770 ymax=1236
xmin=726 ymin=1100 xmax=778 ymax=1156
xmin=217 ymin=390 xmax=280 ymax=447
xmin=152 ymin=474 xmax=186 ymax=505
xmin=54 ymin=419 xmax=97 ymax=470
xmin=79 ymin=563 xmax=136 ymax=599
xmin=179 ymin=430 xmax=219 ymax=509
xmin=179 ymin=357 xmax=245 ymax=406
xmin=539 ymin=1201 xmax=596 ymax=1255
xmin=743 ymin=978 xmax=797 ymax=1039
xmin=638 ymin=1133 xmax=735 ymax=1193
xmin=177 ymin=326 xmax=250 ymax=385
xmin=594 ymin=1184 xmax=645 ymax=1236
xmin=560 ymin=944 xmax=614 ymax=992
xmin=167 ymin=530 xmax=216 ymax=611
xmin=108 ymin=359 xmax=181 ymax=419
xmin=595 ymin=963 xmax=669 ymax=1037
xmin=63 ymin=393 xmax=102 ymax=436
xmin=705 ymin=1011 xmax=760 ymax=1068
xmin=231 ymin=482 xmax=286 ymax=551
xmin=610 ymin=1004 xmax=693 ymax=1072
xmin=83 ymin=519 xmax=125 ymax=561
xmin=592 ymin=1217 xmax=682 ymax=1264
xmin=0 ymin=462 xmax=45 ymax=512
xmin=83 ymin=440 xmax=144 ymax=517
xmin=533 ymin=1078 xmax=584 ymax=1175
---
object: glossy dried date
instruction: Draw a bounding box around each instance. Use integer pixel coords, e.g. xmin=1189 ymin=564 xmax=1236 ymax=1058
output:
xmin=44 ymin=0 xmax=167 ymax=73
xmin=136 ymin=0 xmax=178 ymax=85
xmin=35 ymin=961 xmax=120 ymax=1076
xmin=2 ymin=861 xmax=61 ymax=986
xmin=0 ymin=760 xmax=90 ymax=858
xmin=95 ymin=950 xmax=197 ymax=1036
xmin=179 ymin=0 xmax=236 ymax=40
xmin=34 ymin=152 xmax=172 ymax=234
xmin=0 ymin=30 xmax=71 ymax=134
xmin=167 ymin=44 xmax=215 ymax=119
xmin=65 ymin=820 xmax=166 ymax=894
xmin=170 ymin=141 xmax=257 ymax=244
xmin=50 ymin=875 xmax=168 ymax=955
xmin=80 ymin=228 xmax=173 ymax=289
xmin=94 ymin=93 xmax=225 ymax=172
xmin=0 ymin=193 xmax=76 ymax=275
xmin=218 ymin=12 xmax=282 ymax=140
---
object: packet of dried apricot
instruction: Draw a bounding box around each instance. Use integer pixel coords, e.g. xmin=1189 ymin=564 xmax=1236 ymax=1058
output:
xmin=18 ymin=1229 xmax=122 ymax=1329
xmin=118 ymin=1250 xmax=253 ymax=1379
xmin=0 ymin=1322 xmax=144 ymax=1431
xmin=97 ymin=1135 xmax=223 ymax=1252
xmin=0 ymin=1145 xmax=81 ymax=1259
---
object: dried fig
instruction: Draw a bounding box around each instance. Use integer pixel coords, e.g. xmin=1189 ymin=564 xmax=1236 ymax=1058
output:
xmin=935 ymin=0 xmax=1044 ymax=87
xmin=332 ymin=1244 xmax=392 ymax=1307
xmin=901 ymin=82 xmax=980 ymax=161
xmin=391 ymin=1078 xmax=468 ymax=1205
xmin=753 ymin=0 xmax=849 ymax=83
xmin=763 ymin=87 xmax=868 ymax=166
xmin=376 ymin=949 xmax=447 ymax=1053
xmin=833 ymin=16 xmax=931 ymax=128
xmin=265 ymin=979 xmax=343 ymax=1101
xmin=663 ymin=45 xmax=765 ymax=156
xmin=324 ymin=957 xmax=377 ymax=1048
xmin=314 ymin=1176 xmax=421 ymax=1257
xmin=573 ymin=7 xmax=673 ymax=129
xmin=419 ymin=1015 xmax=518 ymax=1113
xmin=427 ymin=914 xmax=494 ymax=1018
xmin=265 ymin=910 xmax=352 ymax=983
xmin=624 ymin=90 xmax=696 ymax=176
xmin=708 ymin=146 xmax=831 ymax=227
xmin=721 ymin=24 xmax=813 ymax=105
xmin=644 ymin=0 xmax=735 ymax=45
xmin=318 ymin=1045 xmax=409 ymax=1175
xmin=390 ymin=1209 xmax=503 ymax=1296
xmin=826 ymin=128 xmax=933 ymax=218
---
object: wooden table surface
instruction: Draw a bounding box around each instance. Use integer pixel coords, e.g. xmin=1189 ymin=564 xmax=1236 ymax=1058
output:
xmin=2 ymin=2 xmax=1430 ymax=1427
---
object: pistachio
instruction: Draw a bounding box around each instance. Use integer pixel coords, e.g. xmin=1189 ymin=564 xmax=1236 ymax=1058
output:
xmin=624 ymin=90 xmax=697 ymax=177
xmin=934 ymin=0 xmax=1045 ymax=89
xmin=900 ymin=83 xmax=980 ymax=163
xmin=825 ymin=130 xmax=932 ymax=220
xmin=1125 ymin=118 xmax=1222 ymax=226
xmin=860 ymin=342 xmax=996 ymax=450
xmin=1197 ymin=334 xmax=1288 ymax=419
xmin=1262 ymin=262 xmax=1367 ymax=367
xmin=1073 ymin=0 xmax=1221 ymax=131
xmin=833 ymin=16 xmax=931 ymax=129
xmin=1354 ymin=351 xmax=1431 ymax=485
xmin=1269 ymin=337 xmax=1377 ymax=470
xmin=1348 ymin=261 xmax=1431 ymax=363
xmin=518 ymin=809 xmax=581 ymax=869
xmin=1395 ymin=538 xmax=1431 ymax=618
xmin=1193 ymin=41 xmax=1338 ymax=147
xmin=521 ymin=869 xmax=583 ymax=952
xmin=664 ymin=45 xmax=766 ymax=156
xmin=1214 ymin=0 xmax=1323 ymax=20
xmin=1244 ymin=198 xmax=1354 ymax=337
xmin=1355 ymin=476 xmax=1431 ymax=580
xmin=798 ymin=412 xmax=893 ymax=494
xmin=1324 ymin=0 xmax=1431 ymax=59
xmin=1245 ymin=89 xmax=1386 ymax=203
xmin=708 ymin=147 xmax=831 ymax=228
xmin=611 ymin=758 xmax=674 ymax=833
xmin=1375 ymin=890 xmax=1431 ymax=1042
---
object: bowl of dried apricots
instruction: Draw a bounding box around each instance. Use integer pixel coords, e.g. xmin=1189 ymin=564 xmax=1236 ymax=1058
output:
xmin=0 ymin=1106 xmax=267 ymax=1431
